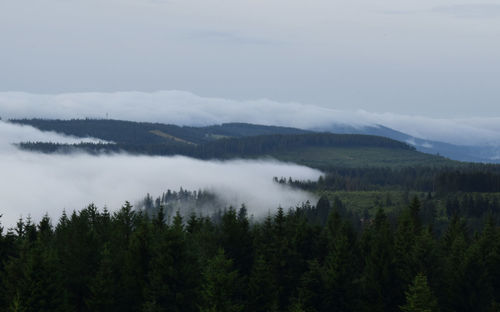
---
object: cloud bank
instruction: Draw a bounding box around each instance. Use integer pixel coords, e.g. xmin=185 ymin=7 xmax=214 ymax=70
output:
xmin=1 ymin=91 xmax=500 ymax=146
xmin=0 ymin=120 xmax=321 ymax=227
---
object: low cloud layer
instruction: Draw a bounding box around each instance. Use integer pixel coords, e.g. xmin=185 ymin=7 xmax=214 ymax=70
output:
xmin=1 ymin=91 xmax=500 ymax=146
xmin=0 ymin=121 xmax=321 ymax=227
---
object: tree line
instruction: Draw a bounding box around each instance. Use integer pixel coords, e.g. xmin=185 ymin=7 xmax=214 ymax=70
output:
xmin=288 ymin=166 xmax=500 ymax=193
xmin=1 ymin=196 xmax=500 ymax=311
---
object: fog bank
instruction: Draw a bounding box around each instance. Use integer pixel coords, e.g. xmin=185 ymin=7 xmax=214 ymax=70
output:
xmin=1 ymin=91 xmax=500 ymax=146
xmin=0 ymin=121 xmax=321 ymax=227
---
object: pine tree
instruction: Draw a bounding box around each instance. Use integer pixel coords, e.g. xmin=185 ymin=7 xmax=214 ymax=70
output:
xmin=394 ymin=198 xmax=423 ymax=304
xmin=199 ymin=249 xmax=243 ymax=312
xmin=441 ymin=216 xmax=469 ymax=312
xmin=322 ymin=210 xmax=360 ymax=311
xmin=314 ymin=195 xmax=331 ymax=225
xmin=86 ymin=244 xmax=116 ymax=311
xmin=361 ymin=208 xmax=397 ymax=312
xmin=143 ymin=212 xmax=199 ymax=312
xmin=1 ymin=242 xmax=66 ymax=312
xmin=121 ymin=216 xmax=152 ymax=311
xmin=400 ymin=273 xmax=439 ymax=312
xmin=220 ymin=206 xmax=253 ymax=276
xmin=294 ymin=259 xmax=324 ymax=312
xmin=247 ymin=255 xmax=278 ymax=312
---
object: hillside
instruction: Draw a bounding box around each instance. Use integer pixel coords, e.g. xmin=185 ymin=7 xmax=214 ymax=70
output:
xmin=271 ymin=146 xmax=453 ymax=169
xmin=321 ymin=123 xmax=500 ymax=163
xmin=10 ymin=119 xmax=310 ymax=145
xmin=12 ymin=118 xmax=458 ymax=168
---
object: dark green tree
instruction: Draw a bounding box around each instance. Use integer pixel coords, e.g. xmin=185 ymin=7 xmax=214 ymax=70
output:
xmin=199 ymin=249 xmax=243 ymax=312
xmin=400 ymin=273 xmax=439 ymax=312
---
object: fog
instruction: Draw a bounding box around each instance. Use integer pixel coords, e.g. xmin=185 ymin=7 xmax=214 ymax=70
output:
xmin=1 ymin=91 xmax=500 ymax=146
xmin=0 ymin=121 xmax=321 ymax=227
xmin=0 ymin=119 xmax=103 ymax=151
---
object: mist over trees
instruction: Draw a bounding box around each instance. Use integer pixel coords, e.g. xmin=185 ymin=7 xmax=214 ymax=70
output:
xmin=4 ymin=119 xmax=500 ymax=311
xmin=2 ymin=190 xmax=500 ymax=311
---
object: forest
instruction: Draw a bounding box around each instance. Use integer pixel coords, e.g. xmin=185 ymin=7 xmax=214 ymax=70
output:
xmin=2 ymin=184 xmax=500 ymax=311
xmin=9 ymin=119 xmax=311 ymax=146
xmin=4 ymin=118 xmax=500 ymax=311
xmin=18 ymin=131 xmax=414 ymax=160
xmin=10 ymin=118 xmax=462 ymax=169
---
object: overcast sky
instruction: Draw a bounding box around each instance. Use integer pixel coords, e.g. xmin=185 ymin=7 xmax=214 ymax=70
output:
xmin=1 ymin=0 xmax=499 ymax=117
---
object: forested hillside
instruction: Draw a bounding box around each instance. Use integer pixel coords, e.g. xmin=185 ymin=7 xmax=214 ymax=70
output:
xmin=19 ymin=132 xmax=453 ymax=169
xmin=12 ymin=118 xmax=458 ymax=168
xmin=10 ymin=119 xmax=310 ymax=145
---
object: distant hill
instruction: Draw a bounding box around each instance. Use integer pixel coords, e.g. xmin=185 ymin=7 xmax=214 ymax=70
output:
xmin=11 ymin=118 xmax=500 ymax=163
xmin=319 ymin=123 xmax=500 ymax=163
xmin=11 ymin=119 xmax=310 ymax=145
xmin=12 ymin=118 xmax=458 ymax=168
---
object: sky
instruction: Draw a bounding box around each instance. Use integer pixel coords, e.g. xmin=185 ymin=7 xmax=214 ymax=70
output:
xmin=1 ymin=0 xmax=499 ymax=117
xmin=0 ymin=120 xmax=321 ymax=227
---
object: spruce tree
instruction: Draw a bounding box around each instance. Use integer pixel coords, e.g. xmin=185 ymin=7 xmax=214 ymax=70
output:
xmin=199 ymin=249 xmax=243 ymax=312
xmin=247 ymin=255 xmax=278 ymax=312
xmin=400 ymin=273 xmax=439 ymax=312
xmin=86 ymin=244 xmax=116 ymax=311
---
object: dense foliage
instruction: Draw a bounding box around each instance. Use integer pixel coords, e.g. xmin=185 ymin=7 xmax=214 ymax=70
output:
xmin=2 ymin=195 xmax=500 ymax=311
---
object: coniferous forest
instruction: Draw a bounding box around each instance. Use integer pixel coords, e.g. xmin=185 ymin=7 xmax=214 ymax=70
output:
xmin=4 ymin=119 xmax=500 ymax=311
xmin=2 ymin=189 xmax=500 ymax=311
xmin=4 ymin=0 xmax=500 ymax=310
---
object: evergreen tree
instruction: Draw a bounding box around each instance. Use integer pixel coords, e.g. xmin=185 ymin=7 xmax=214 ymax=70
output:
xmin=220 ymin=206 xmax=253 ymax=276
xmin=143 ymin=212 xmax=199 ymax=312
xmin=294 ymin=260 xmax=325 ymax=312
xmin=400 ymin=273 xmax=439 ymax=312
xmin=86 ymin=244 xmax=116 ymax=311
xmin=247 ymin=255 xmax=278 ymax=312
xmin=322 ymin=210 xmax=360 ymax=311
xmin=199 ymin=249 xmax=243 ymax=312
xmin=361 ymin=208 xmax=397 ymax=312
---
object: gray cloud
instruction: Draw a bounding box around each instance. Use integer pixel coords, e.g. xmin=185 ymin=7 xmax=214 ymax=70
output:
xmin=1 ymin=91 xmax=500 ymax=146
xmin=0 ymin=120 xmax=321 ymax=227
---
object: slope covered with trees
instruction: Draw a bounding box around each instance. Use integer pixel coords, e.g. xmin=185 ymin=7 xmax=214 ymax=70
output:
xmin=10 ymin=119 xmax=310 ymax=145
xmin=12 ymin=118 xmax=458 ymax=168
